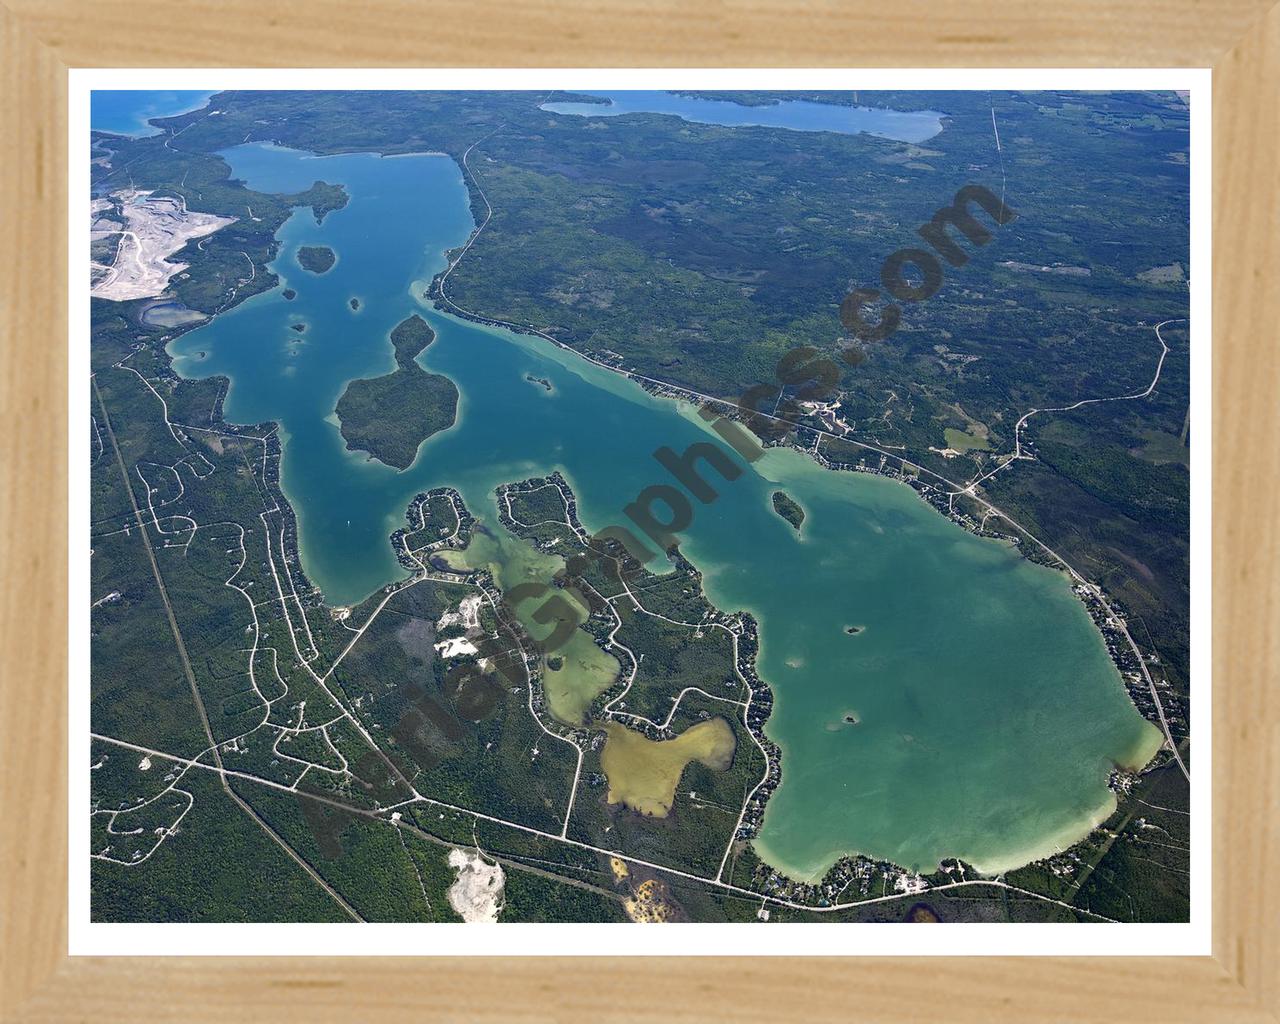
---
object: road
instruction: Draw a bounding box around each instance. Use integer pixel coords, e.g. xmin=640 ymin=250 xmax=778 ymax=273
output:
xmin=955 ymin=317 xmax=1181 ymax=495
xmin=90 ymin=731 xmax=1117 ymax=923
xmin=93 ymin=376 xmax=363 ymax=922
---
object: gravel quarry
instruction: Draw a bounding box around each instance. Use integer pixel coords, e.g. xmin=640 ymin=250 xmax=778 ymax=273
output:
xmin=90 ymin=189 xmax=235 ymax=301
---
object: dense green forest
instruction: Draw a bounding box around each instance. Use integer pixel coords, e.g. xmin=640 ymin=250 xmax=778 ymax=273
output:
xmin=295 ymin=244 xmax=336 ymax=273
xmin=771 ymin=490 xmax=805 ymax=531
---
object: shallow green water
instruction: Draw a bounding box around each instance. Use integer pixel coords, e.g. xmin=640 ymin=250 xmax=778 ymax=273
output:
xmin=439 ymin=526 xmax=621 ymax=724
xmin=170 ymin=142 xmax=1160 ymax=878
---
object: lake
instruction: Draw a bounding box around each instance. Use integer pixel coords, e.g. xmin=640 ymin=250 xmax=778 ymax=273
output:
xmin=91 ymin=90 xmax=216 ymax=137
xmin=540 ymin=91 xmax=945 ymax=142
xmin=168 ymin=141 xmax=1160 ymax=880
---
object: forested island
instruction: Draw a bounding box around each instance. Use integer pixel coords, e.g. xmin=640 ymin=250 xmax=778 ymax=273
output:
xmin=771 ymin=490 xmax=805 ymax=532
xmin=335 ymin=313 xmax=458 ymax=469
xmin=296 ymin=245 xmax=336 ymax=274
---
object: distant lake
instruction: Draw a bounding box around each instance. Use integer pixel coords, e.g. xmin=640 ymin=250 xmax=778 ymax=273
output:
xmin=540 ymin=91 xmax=945 ymax=143
xmin=167 ymin=141 xmax=1160 ymax=882
xmin=91 ymin=90 xmax=215 ymax=137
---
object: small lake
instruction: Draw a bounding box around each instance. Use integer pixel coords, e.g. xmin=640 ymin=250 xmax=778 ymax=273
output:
xmin=139 ymin=299 xmax=207 ymax=328
xmin=91 ymin=90 xmax=215 ymax=137
xmin=540 ymin=91 xmax=945 ymax=142
xmin=167 ymin=140 xmax=1158 ymax=881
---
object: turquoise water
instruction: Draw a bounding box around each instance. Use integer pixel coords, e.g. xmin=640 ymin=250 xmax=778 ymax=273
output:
xmin=168 ymin=142 xmax=1159 ymax=878
xmin=91 ymin=90 xmax=215 ymax=137
xmin=541 ymin=91 xmax=945 ymax=143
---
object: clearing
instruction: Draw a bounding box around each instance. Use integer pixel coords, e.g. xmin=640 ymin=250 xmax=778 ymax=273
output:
xmin=599 ymin=718 xmax=736 ymax=817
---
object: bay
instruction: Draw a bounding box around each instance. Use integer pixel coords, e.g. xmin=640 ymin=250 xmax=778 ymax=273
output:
xmin=91 ymin=90 xmax=216 ymax=137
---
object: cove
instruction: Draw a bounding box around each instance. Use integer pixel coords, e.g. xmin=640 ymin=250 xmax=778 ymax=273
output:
xmin=168 ymin=141 xmax=1161 ymax=880
xmin=540 ymin=90 xmax=945 ymax=143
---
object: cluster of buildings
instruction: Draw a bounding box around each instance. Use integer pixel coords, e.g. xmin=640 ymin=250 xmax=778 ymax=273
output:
xmin=496 ymin=473 xmax=583 ymax=541
xmin=748 ymin=849 xmax=927 ymax=908
xmin=732 ymin=621 xmax=782 ymax=842
xmin=390 ymin=487 xmax=472 ymax=572
xmin=1071 ymin=583 xmax=1186 ymax=739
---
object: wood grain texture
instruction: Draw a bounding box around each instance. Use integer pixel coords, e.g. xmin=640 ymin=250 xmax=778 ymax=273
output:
xmin=2 ymin=0 xmax=1278 ymax=66
xmin=0 ymin=0 xmax=1276 ymax=1019
xmin=0 ymin=3 xmax=69 ymax=1020
xmin=1213 ymin=2 xmax=1280 ymax=1013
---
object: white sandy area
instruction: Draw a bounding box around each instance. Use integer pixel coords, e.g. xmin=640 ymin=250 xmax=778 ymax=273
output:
xmin=437 ymin=594 xmax=482 ymax=633
xmin=434 ymin=636 xmax=480 ymax=658
xmin=91 ymin=189 xmax=236 ymax=301
xmin=446 ymin=848 xmax=505 ymax=923
xmin=459 ymin=594 xmax=482 ymax=630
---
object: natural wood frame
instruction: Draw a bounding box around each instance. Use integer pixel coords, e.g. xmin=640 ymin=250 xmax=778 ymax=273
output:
xmin=2 ymin=1 xmax=1276 ymax=1019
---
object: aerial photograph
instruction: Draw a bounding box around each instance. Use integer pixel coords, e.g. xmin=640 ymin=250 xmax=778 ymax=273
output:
xmin=88 ymin=87 xmax=1191 ymax=925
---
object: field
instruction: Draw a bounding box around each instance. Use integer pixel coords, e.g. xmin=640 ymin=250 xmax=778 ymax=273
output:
xmin=944 ymin=427 xmax=991 ymax=452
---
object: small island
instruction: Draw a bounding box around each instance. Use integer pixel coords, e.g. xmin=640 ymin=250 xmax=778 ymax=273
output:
xmin=289 ymin=322 xmax=306 ymax=333
xmin=296 ymin=245 xmax=336 ymax=274
xmin=771 ymin=490 xmax=805 ymax=532
xmin=282 ymin=288 xmax=297 ymax=301
xmin=349 ymin=297 xmax=361 ymax=311
xmin=335 ymin=314 xmax=458 ymax=470
xmin=824 ymin=710 xmax=860 ymax=732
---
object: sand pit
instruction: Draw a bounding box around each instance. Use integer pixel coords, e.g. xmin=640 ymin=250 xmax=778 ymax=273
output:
xmin=90 ymin=190 xmax=236 ymax=302
xmin=446 ymin=848 xmax=505 ymax=923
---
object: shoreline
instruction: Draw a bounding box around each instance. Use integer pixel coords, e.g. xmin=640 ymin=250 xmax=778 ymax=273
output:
xmin=92 ymin=90 xmax=217 ymax=138
xmin=416 ymin=298 xmax=1182 ymax=888
xmin=426 ymin=267 xmax=1181 ymax=747
xmin=154 ymin=266 xmax=1169 ymax=899
xmin=112 ymin=131 xmax=1181 ymax=909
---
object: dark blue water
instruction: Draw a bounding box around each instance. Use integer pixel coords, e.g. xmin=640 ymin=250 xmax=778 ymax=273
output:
xmin=541 ymin=91 xmax=945 ymax=142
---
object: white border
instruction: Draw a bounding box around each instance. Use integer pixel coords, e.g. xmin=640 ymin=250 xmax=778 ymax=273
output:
xmin=70 ymin=68 xmax=1212 ymax=956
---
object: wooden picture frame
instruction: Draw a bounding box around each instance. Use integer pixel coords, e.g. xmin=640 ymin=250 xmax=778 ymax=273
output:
xmin=2 ymin=1 xmax=1276 ymax=1018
